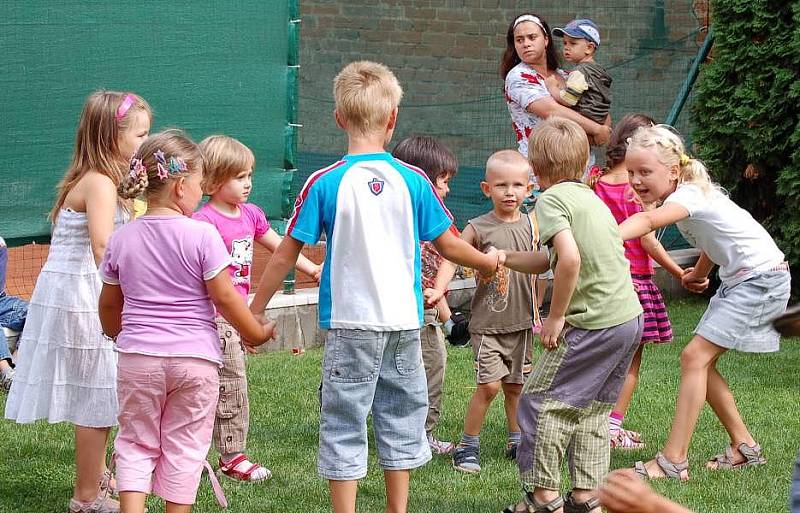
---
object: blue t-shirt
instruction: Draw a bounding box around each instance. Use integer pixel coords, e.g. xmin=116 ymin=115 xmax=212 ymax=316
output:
xmin=288 ymin=152 xmax=451 ymax=330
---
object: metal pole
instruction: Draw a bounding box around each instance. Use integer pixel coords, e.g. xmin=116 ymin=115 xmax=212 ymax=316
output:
xmin=665 ymin=27 xmax=715 ymax=126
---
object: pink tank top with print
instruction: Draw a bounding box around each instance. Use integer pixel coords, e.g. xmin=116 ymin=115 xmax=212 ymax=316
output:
xmin=593 ymin=180 xmax=654 ymax=275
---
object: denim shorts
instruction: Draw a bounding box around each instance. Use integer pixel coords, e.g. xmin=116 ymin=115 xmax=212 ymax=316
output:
xmin=317 ymin=329 xmax=431 ymax=480
xmin=695 ymin=270 xmax=791 ymax=353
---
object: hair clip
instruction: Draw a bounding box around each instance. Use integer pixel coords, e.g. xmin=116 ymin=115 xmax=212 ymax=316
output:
xmin=129 ymin=157 xmax=147 ymax=180
xmin=154 ymin=150 xmax=167 ymax=165
xmin=168 ymin=156 xmax=187 ymax=174
xmin=679 ymin=154 xmax=691 ymax=166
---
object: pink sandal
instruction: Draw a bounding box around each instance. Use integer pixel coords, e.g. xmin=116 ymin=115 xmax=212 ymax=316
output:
xmin=217 ymin=454 xmax=272 ymax=483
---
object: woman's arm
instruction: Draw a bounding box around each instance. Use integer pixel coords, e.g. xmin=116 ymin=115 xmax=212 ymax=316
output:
xmin=640 ymin=231 xmax=683 ymax=280
xmin=207 ymin=271 xmax=275 ymax=346
xmin=256 ymin=229 xmax=321 ymax=283
xmin=619 ymin=203 xmax=689 ymax=241
xmin=527 ymin=97 xmax=611 ymax=144
xmin=98 ymin=283 xmax=124 ymax=338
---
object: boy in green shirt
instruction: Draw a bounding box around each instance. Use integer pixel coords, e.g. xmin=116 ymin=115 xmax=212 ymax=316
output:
xmin=500 ymin=117 xmax=642 ymax=513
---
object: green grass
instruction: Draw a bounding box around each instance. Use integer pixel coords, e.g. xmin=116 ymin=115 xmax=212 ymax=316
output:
xmin=1 ymin=296 xmax=798 ymax=512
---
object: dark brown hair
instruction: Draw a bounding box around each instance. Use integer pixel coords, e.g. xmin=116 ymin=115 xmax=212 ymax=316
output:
xmin=499 ymin=13 xmax=560 ymax=79
xmin=587 ymin=113 xmax=656 ymax=189
xmin=392 ymin=135 xmax=458 ymax=183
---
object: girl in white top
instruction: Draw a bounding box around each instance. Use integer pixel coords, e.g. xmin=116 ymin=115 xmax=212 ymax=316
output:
xmin=619 ymin=124 xmax=790 ymax=481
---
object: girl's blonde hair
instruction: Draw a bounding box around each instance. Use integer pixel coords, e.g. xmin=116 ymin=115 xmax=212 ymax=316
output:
xmin=50 ymin=91 xmax=152 ymax=220
xmin=627 ymin=124 xmax=719 ymax=196
xmin=118 ymin=130 xmax=203 ymax=200
xmin=199 ymin=135 xmax=255 ymax=194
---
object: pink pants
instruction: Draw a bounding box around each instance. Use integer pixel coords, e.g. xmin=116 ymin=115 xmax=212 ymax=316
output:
xmin=115 ymin=353 xmax=219 ymax=505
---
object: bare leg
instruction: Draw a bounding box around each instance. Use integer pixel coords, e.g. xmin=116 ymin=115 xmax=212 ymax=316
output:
xmin=165 ymin=502 xmax=192 ymax=513
xmin=119 ymin=492 xmax=147 ymax=513
xmin=642 ymin=335 xmax=726 ymax=477
xmin=612 ymin=346 xmax=643 ymax=416
xmin=384 ymin=470 xmax=409 ymax=513
xmin=74 ymin=425 xmax=111 ymax=502
xmin=502 ymin=382 xmax=522 ymax=433
xmin=329 ymin=479 xmax=358 ymax=513
xmin=705 ymin=364 xmax=756 ymax=466
xmin=463 ymin=381 xmax=501 ymax=436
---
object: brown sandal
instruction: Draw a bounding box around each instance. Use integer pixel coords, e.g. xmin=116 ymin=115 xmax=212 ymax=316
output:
xmin=634 ymin=451 xmax=689 ymax=481
xmin=707 ymin=443 xmax=766 ymax=470
xmin=563 ymin=492 xmax=600 ymax=513
xmin=501 ymin=493 xmax=563 ymax=513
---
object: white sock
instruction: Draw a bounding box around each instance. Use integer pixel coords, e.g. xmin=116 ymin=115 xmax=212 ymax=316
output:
xmin=443 ymin=318 xmax=455 ymax=335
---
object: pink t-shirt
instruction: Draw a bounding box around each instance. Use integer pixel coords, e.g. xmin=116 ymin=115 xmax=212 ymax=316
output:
xmin=593 ymin=180 xmax=654 ymax=275
xmin=99 ymin=216 xmax=232 ymax=364
xmin=192 ymin=203 xmax=270 ymax=301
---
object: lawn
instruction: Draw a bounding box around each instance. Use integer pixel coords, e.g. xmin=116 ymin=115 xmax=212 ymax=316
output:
xmin=1 ymin=296 xmax=798 ymax=512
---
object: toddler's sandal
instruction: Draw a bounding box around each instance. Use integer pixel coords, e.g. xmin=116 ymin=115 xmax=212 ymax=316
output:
xmin=217 ymin=454 xmax=272 ymax=483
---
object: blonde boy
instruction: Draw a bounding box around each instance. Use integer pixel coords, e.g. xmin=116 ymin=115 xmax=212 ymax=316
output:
xmin=500 ymin=117 xmax=642 ymax=513
xmin=248 ymin=61 xmax=499 ymax=513
xmin=452 ymin=150 xmax=537 ymax=474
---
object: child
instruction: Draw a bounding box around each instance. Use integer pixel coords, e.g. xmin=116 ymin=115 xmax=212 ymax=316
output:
xmin=588 ymin=114 xmax=685 ymax=449
xmin=391 ymin=135 xmax=462 ymax=456
xmin=247 ymin=60 xmax=500 ymax=513
xmin=0 ymin=236 xmax=28 ymax=391
xmin=501 ymin=117 xmax=643 ymax=513
xmin=99 ymin=130 xmax=276 ymax=513
xmin=192 ymin=135 xmax=321 ymax=482
xmin=619 ymin=125 xmax=791 ymax=481
xmin=546 ymin=19 xmax=612 ymax=128
xmin=451 ymin=149 xmax=537 ymax=474
xmin=5 ymin=90 xmax=151 ymax=513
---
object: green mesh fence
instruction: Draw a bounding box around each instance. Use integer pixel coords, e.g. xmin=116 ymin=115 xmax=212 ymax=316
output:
xmin=1 ymin=1 xmax=299 ymax=244
xmin=295 ymin=0 xmax=710 ymax=250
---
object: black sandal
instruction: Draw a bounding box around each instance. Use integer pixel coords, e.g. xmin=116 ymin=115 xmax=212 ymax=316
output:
xmin=563 ymin=492 xmax=600 ymax=513
xmin=501 ymin=493 xmax=563 ymax=513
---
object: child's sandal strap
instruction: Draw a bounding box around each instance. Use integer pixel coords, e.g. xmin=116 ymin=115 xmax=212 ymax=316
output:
xmin=523 ymin=493 xmax=563 ymax=513
xmin=564 ymin=494 xmax=601 ymax=513
xmin=654 ymin=451 xmax=689 ymax=480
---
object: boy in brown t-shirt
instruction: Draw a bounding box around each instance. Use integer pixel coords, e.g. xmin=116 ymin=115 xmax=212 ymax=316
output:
xmin=452 ymin=150 xmax=539 ymax=474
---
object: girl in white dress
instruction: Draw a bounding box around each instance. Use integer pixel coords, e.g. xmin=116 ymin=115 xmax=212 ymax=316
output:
xmin=5 ymin=90 xmax=151 ymax=513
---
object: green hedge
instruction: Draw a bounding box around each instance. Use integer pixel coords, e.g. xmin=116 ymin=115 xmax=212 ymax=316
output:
xmin=692 ymin=0 xmax=800 ymax=297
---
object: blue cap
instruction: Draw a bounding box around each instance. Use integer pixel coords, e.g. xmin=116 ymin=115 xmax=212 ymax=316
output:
xmin=552 ymin=19 xmax=601 ymax=47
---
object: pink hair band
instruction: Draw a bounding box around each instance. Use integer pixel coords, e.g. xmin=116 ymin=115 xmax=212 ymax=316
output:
xmin=116 ymin=94 xmax=136 ymax=120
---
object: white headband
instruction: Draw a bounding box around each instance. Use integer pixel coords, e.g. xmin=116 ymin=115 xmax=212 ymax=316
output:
xmin=513 ymin=14 xmax=546 ymax=33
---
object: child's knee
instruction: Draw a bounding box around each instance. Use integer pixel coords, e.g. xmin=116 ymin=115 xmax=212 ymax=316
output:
xmin=476 ymin=380 xmax=502 ymax=399
xmin=679 ymin=342 xmax=714 ymax=371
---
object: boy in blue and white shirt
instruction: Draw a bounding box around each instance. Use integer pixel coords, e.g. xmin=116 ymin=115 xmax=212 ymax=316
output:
xmin=249 ymin=60 xmax=499 ymax=513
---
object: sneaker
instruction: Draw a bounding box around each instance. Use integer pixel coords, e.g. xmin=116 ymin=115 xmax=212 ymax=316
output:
xmin=610 ymin=429 xmax=645 ymax=450
xmin=0 ymin=368 xmax=14 ymax=392
xmin=452 ymin=444 xmax=481 ymax=474
xmin=68 ymin=492 xmax=120 ymax=513
xmin=428 ymin=435 xmax=455 ymax=455
xmin=446 ymin=311 xmax=470 ymax=347
xmin=505 ymin=440 xmax=519 ymax=460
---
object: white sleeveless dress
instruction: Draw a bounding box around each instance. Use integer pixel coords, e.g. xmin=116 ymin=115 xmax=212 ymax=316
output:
xmin=4 ymin=207 xmax=127 ymax=427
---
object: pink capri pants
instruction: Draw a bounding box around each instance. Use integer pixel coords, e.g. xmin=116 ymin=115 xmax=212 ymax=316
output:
xmin=115 ymin=353 xmax=219 ymax=505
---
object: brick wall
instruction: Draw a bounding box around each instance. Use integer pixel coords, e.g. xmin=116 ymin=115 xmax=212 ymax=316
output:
xmin=298 ymin=0 xmax=708 ymax=166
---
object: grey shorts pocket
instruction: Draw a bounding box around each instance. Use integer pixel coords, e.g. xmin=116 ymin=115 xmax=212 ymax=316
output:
xmin=329 ymin=330 xmax=382 ymax=383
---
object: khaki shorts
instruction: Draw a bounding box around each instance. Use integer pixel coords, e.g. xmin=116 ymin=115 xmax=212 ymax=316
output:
xmin=471 ymin=329 xmax=533 ymax=384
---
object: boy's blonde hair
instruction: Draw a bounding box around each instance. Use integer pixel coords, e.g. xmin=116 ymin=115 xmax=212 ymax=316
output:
xmin=485 ymin=149 xmax=531 ymax=179
xmin=199 ymin=135 xmax=255 ymax=194
xmin=528 ymin=117 xmax=589 ymax=184
xmin=333 ymin=61 xmax=403 ymax=136
xmin=627 ymin=124 xmax=719 ymax=195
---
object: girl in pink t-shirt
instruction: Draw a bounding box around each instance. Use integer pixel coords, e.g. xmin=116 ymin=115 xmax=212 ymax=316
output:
xmin=99 ymin=130 xmax=275 ymax=513
xmin=192 ymin=135 xmax=320 ymax=483
xmin=588 ymin=114 xmax=684 ymax=450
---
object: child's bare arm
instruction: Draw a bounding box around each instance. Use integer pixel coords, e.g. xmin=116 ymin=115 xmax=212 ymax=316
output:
xmin=256 ymin=230 xmax=321 ymax=283
xmin=424 ymin=259 xmax=457 ymax=307
xmin=640 ymin=231 xmax=683 ymax=280
xmin=250 ymin=235 xmax=305 ymax=314
xmin=433 ymin=226 xmax=498 ymax=276
xmin=503 ymin=250 xmax=550 ymax=275
xmin=540 ymin=230 xmax=580 ymax=350
xmin=98 ymin=283 xmax=124 ymax=338
xmin=207 ymin=271 xmax=275 ymax=346
xmin=619 ymin=203 xmax=689 ymax=241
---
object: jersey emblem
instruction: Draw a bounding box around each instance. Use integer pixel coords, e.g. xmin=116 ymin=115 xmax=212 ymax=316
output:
xmin=368 ymin=178 xmax=385 ymax=196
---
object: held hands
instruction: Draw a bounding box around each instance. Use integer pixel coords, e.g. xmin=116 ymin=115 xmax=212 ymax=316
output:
xmin=310 ymin=264 xmax=323 ymax=284
xmin=423 ymin=288 xmax=445 ymax=308
xmin=476 ymin=246 xmax=501 ymax=280
xmin=681 ymin=267 xmax=709 ymax=294
xmin=242 ymin=316 xmax=278 ymax=353
xmin=540 ymin=315 xmax=565 ymax=351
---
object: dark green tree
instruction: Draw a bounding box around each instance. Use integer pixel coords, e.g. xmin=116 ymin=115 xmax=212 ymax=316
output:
xmin=692 ymin=0 xmax=800 ymax=297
